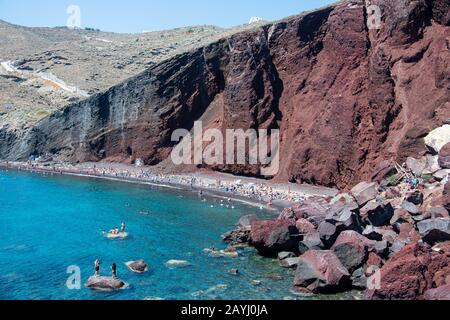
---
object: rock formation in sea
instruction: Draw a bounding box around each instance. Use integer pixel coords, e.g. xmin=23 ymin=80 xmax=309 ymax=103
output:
xmin=0 ymin=0 xmax=449 ymax=190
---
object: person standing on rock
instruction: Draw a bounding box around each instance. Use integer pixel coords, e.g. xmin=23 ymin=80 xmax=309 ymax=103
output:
xmin=121 ymin=222 xmax=126 ymax=233
xmin=111 ymin=263 xmax=117 ymax=279
xmin=94 ymin=259 xmax=100 ymax=276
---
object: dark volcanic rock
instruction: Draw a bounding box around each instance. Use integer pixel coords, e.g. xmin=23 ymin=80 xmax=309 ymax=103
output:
xmin=360 ymin=200 xmax=394 ymax=226
xmin=249 ymin=220 xmax=299 ymax=257
xmin=406 ymin=191 xmax=424 ymax=206
xmin=293 ymin=250 xmax=350 ymax=294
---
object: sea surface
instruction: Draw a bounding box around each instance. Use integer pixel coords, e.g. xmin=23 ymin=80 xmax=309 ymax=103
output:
xmin=0 ymin=169 xmax=312 ymax=300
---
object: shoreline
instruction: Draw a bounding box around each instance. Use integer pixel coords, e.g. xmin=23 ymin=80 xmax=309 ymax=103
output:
xmin=0 ymin=161 xmax=338 ymax=212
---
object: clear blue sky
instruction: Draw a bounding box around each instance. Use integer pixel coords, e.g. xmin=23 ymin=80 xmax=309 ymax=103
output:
xmin=0 ymin=0 xmax=336 ymax=33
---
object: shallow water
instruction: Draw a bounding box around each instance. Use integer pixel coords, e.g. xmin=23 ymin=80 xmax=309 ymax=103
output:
xmin=0 ymin=169 xmax=314 ymax=300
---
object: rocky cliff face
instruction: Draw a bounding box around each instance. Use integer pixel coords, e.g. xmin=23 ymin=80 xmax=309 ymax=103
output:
xmin=1 ymin=0 xmax=449 ymax=189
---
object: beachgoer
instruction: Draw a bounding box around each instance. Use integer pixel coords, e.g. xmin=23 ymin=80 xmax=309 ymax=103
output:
xmin=94 ymin=259 xmax=100 ymax=276
xmin=121 ymin=222 xmax=126 ymax=233
xmin=111 ymin=263 xmax=117 ymax=278
xmin=115 ymin=228 xmax=120 ymax=234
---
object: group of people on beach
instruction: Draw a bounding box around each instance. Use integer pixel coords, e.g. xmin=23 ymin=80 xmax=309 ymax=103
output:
xmin=2 ymin=161 xmax=306 ymax=205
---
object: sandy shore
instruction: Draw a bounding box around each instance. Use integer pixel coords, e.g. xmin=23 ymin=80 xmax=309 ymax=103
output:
xmin=0 ymin=161 xmax=338 ymax=211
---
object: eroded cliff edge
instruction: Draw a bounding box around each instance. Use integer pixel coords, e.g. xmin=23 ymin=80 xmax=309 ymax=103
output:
xmin=1 ymin=0 xmax=449 ymax=189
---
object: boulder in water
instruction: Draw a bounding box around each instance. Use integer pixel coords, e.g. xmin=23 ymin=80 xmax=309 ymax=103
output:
xmin=85 ymin=276 xmax=127 ymax=291
xmin=165 ymin=260 xmax=191 ymax=268
xmin=106 ymin=232 xmax=129 ymax=240
xmin=126 ymin=260 xmax=149 ymax=273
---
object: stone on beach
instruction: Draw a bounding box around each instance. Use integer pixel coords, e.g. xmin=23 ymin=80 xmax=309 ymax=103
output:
xmin=317 ymin=221 xmax=339 ymax=247
xmin=360 ymin=200 xmax=394 ymax=226
xmin=249 ymin=220 xmax=299 ymax=257
xmin=417 ymin=218 xmax=450 ymax=244
xmin=278 ymin=251 xmax=296 ymax=260
xmin=280 ymin=257 xmax=300 ymax=268
xmin=406 ymin=157 xmax=427 ymax=176
xmin=424 ymin=125 xmax=450 ymax=154
xmin=295 ymin=218 xmax=317 ymax=235
xmin=86 ymin=276 xmax=127 ymax=291
xmin=126 ymin=260 xmax=149 ymax=273
xmin=350 ymin=182 xmax=379 ymax=206
xmin=298 ymin=231 xmax=324 ymax=254
xmin=293 ymin=250 xmax=350 ymax=294
xmin=401 ymin=200 xmax=420 ymax=215
xmin=331 ymin=231 xmax=375 ymax=272
xmin=433 ymin=169 xmax=450 ymax=181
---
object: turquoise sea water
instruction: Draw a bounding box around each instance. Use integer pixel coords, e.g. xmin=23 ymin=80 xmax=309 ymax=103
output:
xmin=0 ymin=169 xmax=302 ymax=300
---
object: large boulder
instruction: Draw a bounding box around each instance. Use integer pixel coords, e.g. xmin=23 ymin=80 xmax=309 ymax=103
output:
xmin=295 ymin=218 xmax=316 ymax=235
xmin=350 ymin=182 xmax=379 ymax=206
xmin=222 ymin=215 xmax=259 ymax=246
xmin=366 ymin=243 xmax=450 ymax=300
xmin=401 ymin=200 xmax=421 ymax=216
xmin=298 ymin=231 xmax=324 ymax=254
xmin=279 ymin=197 xmax=330 ymax=227
xmin=360 ymin=200 xmax=394 ymax=226
xmin=249 ymin=220 xmax=299 ymax=257
xmin=331 ymin=231 xmax=376 ymax=272
xmin=424 ymin=125 xmax=450 ymax=154
xmin=238 ymin=214 xmax=259 ymax=229
xmin=406 ymin=157 xmax=427 ymax=176
xmin=126 ymin=260 xmax=149 ymax=273
xmin=293 ymin=250 xmax=350 ymax=294
xmin=317 ymin=221 xmax=340 ymax=247
xmin=417 ymin=218 xmax=450 ymax=244
xmin=438 ymin=143 xmax=450 ymax=169
xmin=86 ymin=276 xmax=127 ymax=291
